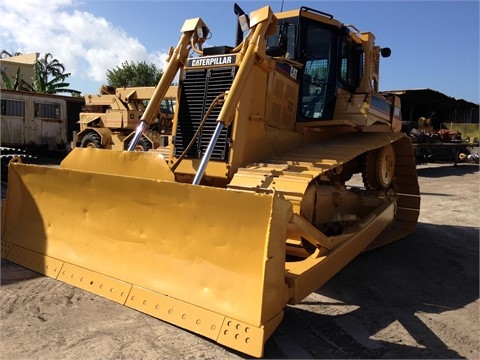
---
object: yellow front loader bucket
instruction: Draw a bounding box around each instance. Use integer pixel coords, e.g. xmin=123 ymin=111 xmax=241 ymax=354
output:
xmin=1 ymin=149 xmax=293 ymax=357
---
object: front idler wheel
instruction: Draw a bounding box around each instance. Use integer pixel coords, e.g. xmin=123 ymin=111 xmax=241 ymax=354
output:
xmin=362 ymin=144 xmax=395 ymax=190
xmin=376 ymin=144 xmax=395 ymax=189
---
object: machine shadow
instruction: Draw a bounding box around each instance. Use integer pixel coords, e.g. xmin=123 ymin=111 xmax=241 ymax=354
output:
xmin=263 ymin=222 xmax=479 ymax=359
xmin=416 ymin=163 xmax=478 ymax=178
xmin=0 ymin=259 xmax=43 ymax=285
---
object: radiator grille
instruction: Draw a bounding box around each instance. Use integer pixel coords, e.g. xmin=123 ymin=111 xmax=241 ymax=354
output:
xmin=174 ymin=66 xmax=236 ymax=161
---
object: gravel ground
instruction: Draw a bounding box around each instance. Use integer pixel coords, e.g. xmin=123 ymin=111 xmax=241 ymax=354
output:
xmin=1 ymin=162 xmax=478 ymax=359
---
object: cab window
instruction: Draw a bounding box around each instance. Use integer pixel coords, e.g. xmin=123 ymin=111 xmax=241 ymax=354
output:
xmin=339 ymin=36 xmax=364 ymax=91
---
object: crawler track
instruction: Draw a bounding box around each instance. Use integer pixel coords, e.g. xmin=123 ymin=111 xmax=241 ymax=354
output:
xmin=229 ymin=132 xmax=420 ymax=249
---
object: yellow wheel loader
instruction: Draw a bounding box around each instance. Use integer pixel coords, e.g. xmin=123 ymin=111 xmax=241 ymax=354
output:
xmin=75 ymin=85 xmax=177 ymax=151
xmin=1 ymin=4 xmax=420 ymax=358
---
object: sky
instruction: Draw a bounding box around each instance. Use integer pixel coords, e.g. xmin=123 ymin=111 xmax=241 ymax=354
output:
xmin=0 ymin=0 xmax=479 ymax=104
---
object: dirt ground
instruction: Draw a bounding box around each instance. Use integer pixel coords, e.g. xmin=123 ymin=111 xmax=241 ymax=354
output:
xmin=1 ymin=162 xmax=479 ymax=359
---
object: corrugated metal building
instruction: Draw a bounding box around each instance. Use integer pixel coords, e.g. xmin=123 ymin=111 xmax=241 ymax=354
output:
xmin=381 ymin=88 xmax=479 ymax=129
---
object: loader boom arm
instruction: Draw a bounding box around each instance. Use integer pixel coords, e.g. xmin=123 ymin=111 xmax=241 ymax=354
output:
xmin=127 ymin=18 xmax=208 ymax=151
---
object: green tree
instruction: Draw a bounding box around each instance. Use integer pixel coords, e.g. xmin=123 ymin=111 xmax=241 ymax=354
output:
xmin=106 ymin=60 xmax=162 ymax=88
xmin=23 ymin=61 xmax=81 ymax=96
xmin=0 ymin=66 xmax=31 ymax=91
xmin=1 ymin=50 xmax=81 ymax=96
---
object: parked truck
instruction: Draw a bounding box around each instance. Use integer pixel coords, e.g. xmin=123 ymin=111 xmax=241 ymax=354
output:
xmin=1 ymin=89 xmax=84 ymax=150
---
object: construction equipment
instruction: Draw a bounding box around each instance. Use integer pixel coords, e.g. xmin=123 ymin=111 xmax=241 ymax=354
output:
xmin=1 ymin=4 xmax=420 ymax=358
xmin=74 ymin=85 xmax=177 ymax=150
xmin=404 ymin=117 xmax=480 ymax=164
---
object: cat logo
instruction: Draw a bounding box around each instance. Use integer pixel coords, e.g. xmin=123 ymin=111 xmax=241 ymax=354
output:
xmin=188 ymin=55 xmax=236 ymax=67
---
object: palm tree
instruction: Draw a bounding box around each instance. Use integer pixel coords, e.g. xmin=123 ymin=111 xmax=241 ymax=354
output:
xmin=0 ymin=50 xmax=23 ymax=59
xmin=1 ymin=51 xmax=81 ymax=95
xmin=23 ymin=61 xmax=80 ymax=96
xmin=37 ymin=53 xmax=65 ymax=84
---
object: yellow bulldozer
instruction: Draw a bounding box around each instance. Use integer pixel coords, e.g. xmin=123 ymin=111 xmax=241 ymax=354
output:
xmin=1 ymin=4 xmax=420 ymax=358
xmin=74 ymin=85 xmax=177 ymax=151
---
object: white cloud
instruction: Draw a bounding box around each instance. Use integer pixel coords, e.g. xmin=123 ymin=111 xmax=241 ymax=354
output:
xmin=0 ymin=0 xmax=167 ymax=88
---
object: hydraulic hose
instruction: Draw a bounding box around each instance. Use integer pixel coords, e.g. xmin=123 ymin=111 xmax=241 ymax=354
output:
xmin=171 ymin=92 xmax=226 ymax=172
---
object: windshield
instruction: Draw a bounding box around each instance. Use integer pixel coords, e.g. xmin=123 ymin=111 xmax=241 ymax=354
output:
xmin=160 ymin=98 xmax=174 ymax=114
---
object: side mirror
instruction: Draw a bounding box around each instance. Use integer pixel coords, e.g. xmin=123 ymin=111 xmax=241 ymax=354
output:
xmin=381 ymin=47 xmax=391 ymax=58
xmin=266 ymin=22 xmax=289 ymax=57
xmin=266 ymin=46 xmax=287 ymax=57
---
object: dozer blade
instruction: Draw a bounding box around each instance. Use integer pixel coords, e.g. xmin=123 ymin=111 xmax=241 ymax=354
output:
xmin=1 ymin=149 xmax=293 ymax=358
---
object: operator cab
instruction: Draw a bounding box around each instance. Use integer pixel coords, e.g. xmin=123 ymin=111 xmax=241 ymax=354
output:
xmin=266 ymin=7 xmax=366 ymax=122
